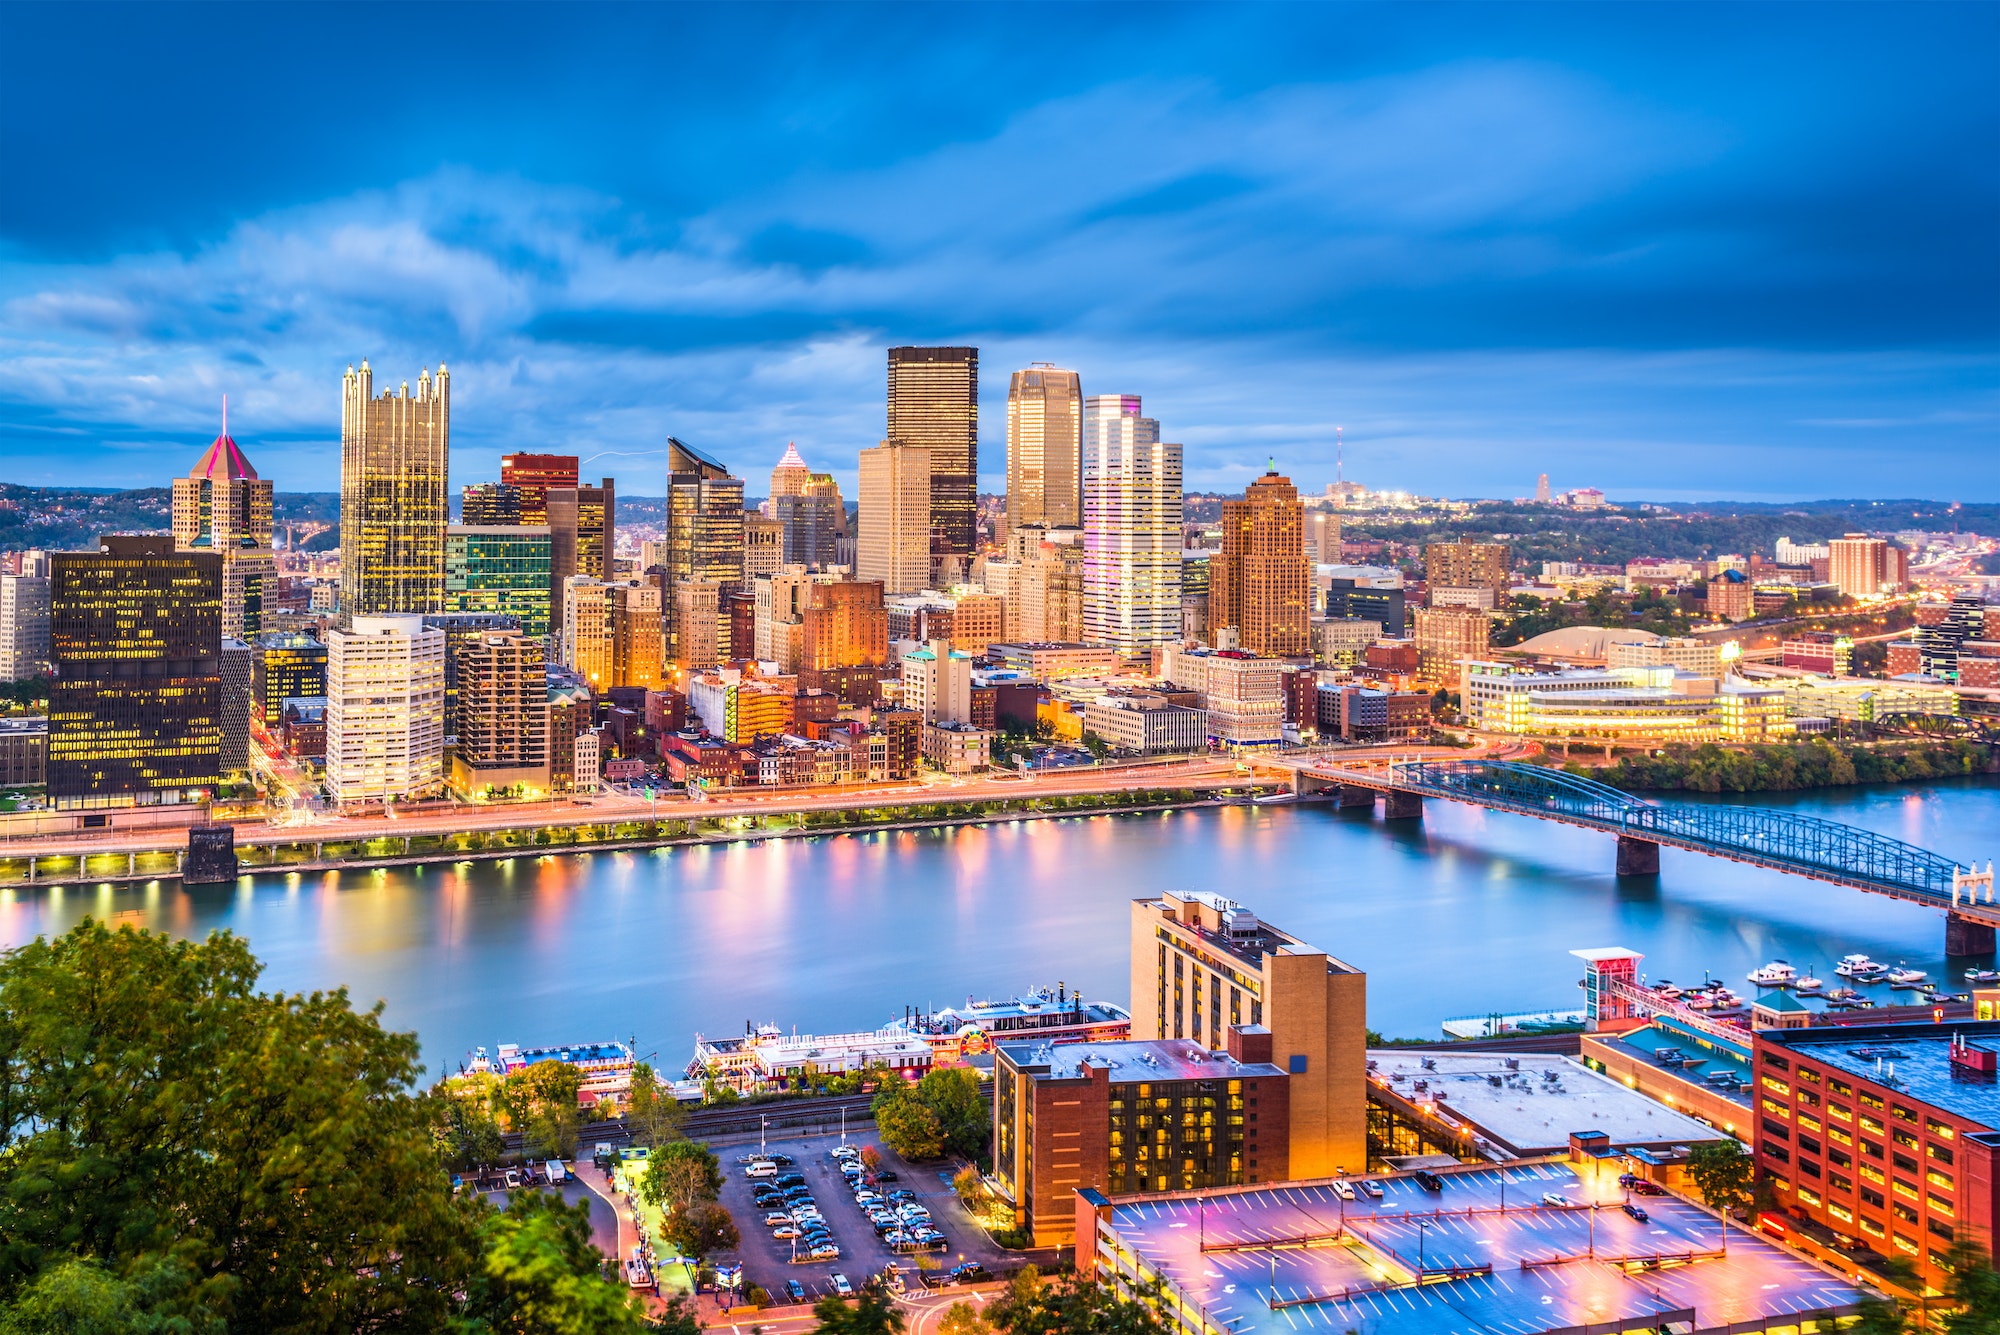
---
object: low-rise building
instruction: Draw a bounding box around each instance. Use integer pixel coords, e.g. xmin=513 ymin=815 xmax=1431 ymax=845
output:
xmin=1463 ymin=661 xmax=1793 ymax=742
xmin=279 ymin=697 xmax=326 ymax=759
xmin=987 ymin=641 xmax=1122 ymax=681
xmin=1314 ymin=681 xmax=1430 ymax=742
xmin=692 ymin=1024 xmax=933 ymax=1092
xmin=994 ymin=1030 xmax=1291 ymax=1245
xmin=0 ymin=716 xmax=47 ymax=787
xmin=1781 ymin=633 xmax=1852 ymax=677
xmin=1313 ymin=617 xmax=1381 ymax=668
xmin=1082 ymin=690 xmax=1206 ymax=754
xmin=1780 ymin=676 xmax=1958 ymax=724
xmin=922 ymin=719 xmax=992 ymax=773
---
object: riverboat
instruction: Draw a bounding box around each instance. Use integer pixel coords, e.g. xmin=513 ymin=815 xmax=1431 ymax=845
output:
xmin=1747 ymin=961 xmax=1796 ymax=988
xmin=887 ymin=985 xmax=1132 ymax=1064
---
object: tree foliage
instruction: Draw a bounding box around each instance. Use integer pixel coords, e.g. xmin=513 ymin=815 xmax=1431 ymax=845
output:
xmin=463 ymin=1190 xmax=652 ymax=1334
xmin=1685 ymin=1139 xmax=1755 ymax=1212
xmin=985 ymin=1267 xmax=1163 ymax=1335
xmin=637 ymin=1140 xmax=723 ymax=1218
xmin=499 ymin=1059 xmax=594 ymax=1159
xmin=812 ymin=1280 xmax=905 ymax=1333
xmin=0 ymin=919 xmax=644 ymax=1333
xmin=623 ymin=1061 xmax=686 ymax=1148
xmin=1564 ymin=739 xmax=1994 ymax=795
xmin=873 ymin=1066 xmax=989 ymax=1162
xmin=661 ymin=1200 xmax=739 ymax=1262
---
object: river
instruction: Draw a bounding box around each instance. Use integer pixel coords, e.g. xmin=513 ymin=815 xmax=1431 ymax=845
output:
xmin=2 ymin=777 xmax=1995 ymax=1077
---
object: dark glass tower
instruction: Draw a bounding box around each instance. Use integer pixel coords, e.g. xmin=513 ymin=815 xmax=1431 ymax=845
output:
xmin=888 ymin=346 xmax=978 ymax=556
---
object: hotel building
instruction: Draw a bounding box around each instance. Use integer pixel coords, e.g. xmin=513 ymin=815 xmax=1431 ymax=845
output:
xmin=324 ymin=614 xmax=445 ymax=805
xmin=339 ymin=362 xmax=449 ymax=618
xmin=1129 ymin=892 xmax=1367 ymax=1181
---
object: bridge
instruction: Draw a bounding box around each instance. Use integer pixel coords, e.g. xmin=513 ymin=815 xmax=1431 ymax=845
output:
xmin=1285 ymin=757 xmax=1998 ymax=954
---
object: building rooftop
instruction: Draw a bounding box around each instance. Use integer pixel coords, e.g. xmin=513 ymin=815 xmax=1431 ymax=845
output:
xmin=998 ymin=1037 xmax=1284 ymax=1084
xmin=1601 ymin=1019 xmax=1754 ymax=1112
xmin=1763 ymin=1021 xmax=2000 ymax=1127
xmin=1367 ymin=1051 xmax=1726 ymax=1155
xmin=1098 ymin=1162 xmax=1864 ymax=1335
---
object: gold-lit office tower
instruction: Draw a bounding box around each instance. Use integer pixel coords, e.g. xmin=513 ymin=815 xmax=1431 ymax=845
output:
xmin=888 ymin=346 xmax=977 ymax=556
xmin=172 ymin=402 xmax=276 ymax=638
xmin=657 ymin=438 xmax=745 ymax=663
xmin=1211 ymin=468 xmax=1310 ymax=657
xmin=340 ymin=362 xmax=449 ymax=618
xmin=1006 ymin=365 xmax=1082 ymax=530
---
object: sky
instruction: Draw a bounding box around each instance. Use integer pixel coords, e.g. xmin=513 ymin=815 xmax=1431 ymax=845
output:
xmin=1 ymin=3 xmax=1995 ymax=502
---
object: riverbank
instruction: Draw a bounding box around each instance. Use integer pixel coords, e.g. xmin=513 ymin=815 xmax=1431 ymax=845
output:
xmin=1546 ymin=738 xmax=1997 ymax=794
xmin=0 ymin=783 xmax=1278 ymax=889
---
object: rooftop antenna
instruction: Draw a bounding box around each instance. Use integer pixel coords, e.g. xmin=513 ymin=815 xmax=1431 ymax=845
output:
xmin=221 ymin=394 xmax=228 ymax=437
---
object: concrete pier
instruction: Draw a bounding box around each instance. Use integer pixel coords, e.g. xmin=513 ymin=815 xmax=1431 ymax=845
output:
xmin=1383 ymin=790 xmax=1423 ymax=821
xmin=1946 ymin=912 xmax=1997 ymax=956
xmin=1616 ymin=836 xmax=1660 ymax=877
xmin=1339 ymin=785 xmax=1377 ymax=809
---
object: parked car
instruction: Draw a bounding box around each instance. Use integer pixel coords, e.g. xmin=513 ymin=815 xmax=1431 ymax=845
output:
xmin=874 ymin=1171 xmax=899 ymax=1183
xmin=809 ymin=1244 xmax=840 ymax=1261
xmin=1331 ymin=1181 xmax=1355 ymax=1201
xmin=1632 ymin=1181 xmax=1667 ymax=1197
xmin=1623 ymin=1203 xmax=1650 ymax=1222
xmin=775 ymin=1173 xmax=807 ymax=1188
xmin=1358 ymin=1180 xmax=1384 ymax=1199
xmin=766 ymin=1153 xmax=796 ymax=1166
xmin=1414 ymin=1170 xmax=1444 ymax=1192
xmin=772 ymin=1225 xmax=801 ymax=1239
xmin=785 ymin=1280 xmax=806 ymax=1303
xmin=950 ymin=1262 xmax=986 ymax=1283
xmin=831 ymin=1274 xmax=853 ymax=1297
xmin=1541 ymin=1192 xmax=1573 ymax=1208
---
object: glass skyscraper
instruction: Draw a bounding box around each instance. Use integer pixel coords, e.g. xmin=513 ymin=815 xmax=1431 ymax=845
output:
xmin=446 ymin=525 xmax=554 ymax=637
xmin=1082 ymin=394 xmax=1183 ymax=655
xmin=1006 ymin=365 xmax=1082 ymax=530
xmin=340 ymin=362 xmax=449 ymax=618
xmin=887 ymin=346 xmax=978 ymax=556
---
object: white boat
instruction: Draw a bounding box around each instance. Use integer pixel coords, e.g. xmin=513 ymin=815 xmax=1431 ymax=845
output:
xmin=1964 ymin=968 xmax=2000 ymax=984
xmin=1887 ymin=966 xmax=1929 ymax=988
xmin=1834 ymin=954 xmax=1881 ymax=979
xmin=1794 ymin=971 xmax=1825 ymax=994
xmin=1747 ymin=961 xmax=1797 ymax=988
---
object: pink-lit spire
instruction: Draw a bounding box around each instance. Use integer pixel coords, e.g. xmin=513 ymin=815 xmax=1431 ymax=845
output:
xmin=190 ymin=395 xmax=260 ymax=481
xmin=775 ymin=441 xmax=808 ymax=471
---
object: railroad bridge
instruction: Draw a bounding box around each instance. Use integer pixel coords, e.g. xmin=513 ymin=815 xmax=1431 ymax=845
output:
xmin=1286 ymin=757 xmax=1998 ymax=955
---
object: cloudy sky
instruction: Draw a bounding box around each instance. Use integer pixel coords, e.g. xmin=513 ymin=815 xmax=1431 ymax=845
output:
xmin=2 ymin=3 xmax=1995 ymax=501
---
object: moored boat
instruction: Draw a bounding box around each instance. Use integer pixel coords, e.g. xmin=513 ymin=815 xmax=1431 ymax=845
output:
xmin=1887 ymin=966 xmax=1929 ymax=988
xmin=1747 ymin=961 xmax=1797 ymax=988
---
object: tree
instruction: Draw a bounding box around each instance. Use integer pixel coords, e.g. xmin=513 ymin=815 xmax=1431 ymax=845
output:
xmin=859 ymin=1144 xmax=883 ymax=1172
xmin=624 ymin=1061 xmax=688 ymax=1148
xmin=1942 ymin=1240 xmax=2000 ymax=1335
xmin=0 ymin=920 xmax=644 ymax=1332
xmin=937 ymin=1302 xmax=995 ymax=1335
xmin=986 ymin=1269 xmax=1164 ymax=1335
xmin=662 ymin=1200 xmax=739 ymax=1262
xmin=440 ymin=1083 xmax=508 ymax=1170
xmin=638 ymin=1139 xmax=724 ymax=1217
xmin=501 ymin=1060 xmax=589 ymax=1159
xmin=1685 ymin=1139 xmax=1755 ymax=1213
xmin=918 ymin=1066 xmax=991 ymax=1160
xmin=873 ymin=1084 xmax=946 ymax=1160
xmin=812 ymin=1281 xmax=905 ymax=1333
xmin=464 ymin=1189 xmax=653 ymax=1333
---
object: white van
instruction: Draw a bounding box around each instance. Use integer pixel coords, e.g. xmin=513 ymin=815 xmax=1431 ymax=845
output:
xmin=745 ymin=1160 xmax=779 ymax=1179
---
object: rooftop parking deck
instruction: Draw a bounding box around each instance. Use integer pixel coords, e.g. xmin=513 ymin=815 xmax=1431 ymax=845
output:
xmin=1093 ymin=1161 xmax=1866 ymax=1335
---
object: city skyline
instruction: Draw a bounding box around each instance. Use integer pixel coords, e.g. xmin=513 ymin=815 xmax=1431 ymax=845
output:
xmin=1 ymin=6 xmax=1994 ymax=501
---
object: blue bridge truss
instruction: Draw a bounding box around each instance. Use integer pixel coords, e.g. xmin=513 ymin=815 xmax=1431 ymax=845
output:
xmin=1374 ymin=759 xmax=1988 ymax=918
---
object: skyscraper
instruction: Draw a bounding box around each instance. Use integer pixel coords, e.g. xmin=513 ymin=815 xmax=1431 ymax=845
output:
xmin=1424 ymin=538 xmax=1510 ymax=606
xmin=450 ymin=628 xmax=549 ymax=801
xmin=48 ymin=537 xmax=223 ymax=808
xmin=1535 ymin=473 xmax=1551 ymax=503
xmin=446 ymin=525 xmax=553 ymax=638
xmin=887 ymin=346 xmax=977 ymax=555
xmin=1210 ymin=469 xmax=1311 ymax=658
xmin=340 ymin=362 xmax=449 ymax=618
xmin=1082 ymin=394 xmax=1182 ymax=655
xmin=0 ymin=571 xmax=51 ymax=682
xmin=776 ymin=472 xmax=846 ymax=569
xmin=546 ymin=477 xmax=616 ymax=609
xmin=1006 ymin=365 xmax=1082 ymax=530
xmin=325 ymin=614 xmax=445 ymax=805
xmin=857 ymin=440 xmax=932 ymax=594
xmin=500 ymin=453 xmax=580 ymax=527
xmin=658 ymin=438 xmax=745 ymax=663
xmin=460 ymin=482 xmax=522 ymax=526
xmin=770 ymin=442 xmax=811 ymax=502
xmin=172 ymin=406 xmax=276 ymax=638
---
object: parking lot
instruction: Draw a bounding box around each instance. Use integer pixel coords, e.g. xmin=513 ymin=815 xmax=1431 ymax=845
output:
xmin=710 ymin=1128 xmax=1023 ymax=1308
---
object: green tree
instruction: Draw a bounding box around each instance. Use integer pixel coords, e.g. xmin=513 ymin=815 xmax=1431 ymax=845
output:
xmin=463 ymin=1189 xmax=653 ymax=1334
xmin=812 ymin=1280 xmax=905 ymax=1333
xmin=937 ymin=1302 xmax=994 ymax=1335
xmin=918 ymin=1066 xmax=991 ymax=1160
xmin=638 ymin=1140 xmax=724 ymax=1217
xmin=986 ymin=1268 xmax=1162 ymax=1334
xmin=501 ymin=1060 xmax=589 ymax=1159
xmin=872 ymin=1084 xmax=946 ymax=1160
xmin=440 ymin=1084 xmax=508 ymax=1170
xmin=0 ymin=1258 xmax=210 ymax=1335
xmin=623 ymin=1061 xmax=686 ymax=1148
xmin=662 ymin=1199 xmax=740 ymax=1263
xmin=1685 ymin=1139 xmax=1755 ymax=1213
xmin=1942 ymin=1239 xmax=2000 ymax=1335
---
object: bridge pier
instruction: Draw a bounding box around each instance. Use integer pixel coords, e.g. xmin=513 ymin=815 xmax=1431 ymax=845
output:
xmin=1383 ymin=790 xmax=1423 ymax=821
xmin=1946 ymin=913 xmax=1997 ymax=957
xmin=1338 ymin=785 xmax=1377 ymax=809
xmin=1616 ymin=836 xmax=1660 ymax=877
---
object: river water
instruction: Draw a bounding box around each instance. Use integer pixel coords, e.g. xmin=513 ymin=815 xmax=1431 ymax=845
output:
xmin=2 ymin=778 xmax=1995 ymax=1077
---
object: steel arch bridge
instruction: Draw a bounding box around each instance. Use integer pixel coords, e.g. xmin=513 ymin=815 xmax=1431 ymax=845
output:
xmin=1302 ymin=757 xmax=1996 ymax=926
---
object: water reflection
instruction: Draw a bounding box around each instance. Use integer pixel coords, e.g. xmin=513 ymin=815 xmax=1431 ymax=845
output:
xmin=0 ymin=779 xmax=1993 ymax=1074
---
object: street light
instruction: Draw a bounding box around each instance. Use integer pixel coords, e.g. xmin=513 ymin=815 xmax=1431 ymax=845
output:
xmin=1416 ymin=1221 xmax=1430 ymax=1276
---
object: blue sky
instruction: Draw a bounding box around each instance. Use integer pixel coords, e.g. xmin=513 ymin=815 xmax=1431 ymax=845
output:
xmin=2 ymin=3 xmax=1995 ymax=501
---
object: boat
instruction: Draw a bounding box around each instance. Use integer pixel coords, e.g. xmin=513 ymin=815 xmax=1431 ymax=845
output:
xmin=1887 ymin=966 xmax=1929 ymax=988
xmin=1834 ymin=954 xmax=1881 ymax=979
xmin=1747 ymin=961 xmax=1797 ymax=988
xmin=1822 ymin=986 xmax=1861 ymax=1003
xmin=1793 ymin=970 xmax=1825 ymax=995
xmin=1965 ymin=968 xmax=2000 ymax=984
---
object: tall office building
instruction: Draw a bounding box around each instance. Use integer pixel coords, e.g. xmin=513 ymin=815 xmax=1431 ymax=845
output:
xmin=562 ymin=577 xmax=617 ymax=687
xmin=1304 ymin=511 xmax=1340 ymax=566
xmin=546 ymin=477 xmax=615 ymax=609
xmin=1006 ymin=365 xmax=1082 ymax=530
xmin=0 ymin=572 xmax=51 ymax=681
xmin=219 ymin=638 xmax=254 ymax=774
xmin=744 ymin=515 xmax=785 ymax=580
xmin=776 ymin=472 xmax=846 ymax=569
xmin=48 ymin=537 xmax=223 ymax=808
xmin=252 ymin=631 xmax=327 ymax=722
xmin=650 ymin=438 xmax=745 ymax=664
xmin=324 ymin=614 xmax=445 ymax=805
xmin=801 ymin=580 xmax=889 ymax=670
xmin=460 ymin=482 xmax=521 ymax=526
xmin=1210 ymin=469 xmax=1311 ymax=658
xmin=1413 ymin=604 xmax=1490 ymax=688
xmin=172 ymin=410 xmax=276 ymax=638
xmin=1081 ymin=394 xmax=1182 ymax=655
xmin=672 ymin=580 xmax=723 ymax=671
xmin=446 ymin=525 xmax=554 ymax=638
xmin=449 ymin=628 xmax=549 ymax=801
xmin=887 ymin=346 xmax=978 ymax=555
xmin=769 ymin=442 xmax=811 ymax=502
xmin=1535 ymin=473 xmax=1551 ymax=503
xmin=1829 ymin=533 xmax=1891 ymax=600
xmin=1424 ymin=538 xmax=1510 ymax=606
xmin=613 ymin=581 xmax=665 ymax=689
xmin=340 ymin=362 xmax=448 ymax=618
xmin=1130 ymin=892 xmax=1368 ymax=1181
xmin=500 ymin=453 xmax=580 ymax=527
xmin=858 ymin=441 xmax=933 ymax=595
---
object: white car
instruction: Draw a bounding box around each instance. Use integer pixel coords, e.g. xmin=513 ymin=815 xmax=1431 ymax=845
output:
xmin=810 ymin=1244 xmax=841 ymax=1261
xmin=831 ymin=1273 xmax=853 ymax=1296
xmin=1542 ymin=1192 xmax=1573 ymax=1208
xmin=1331 ymin=1181 xmax=1355 ymax=1201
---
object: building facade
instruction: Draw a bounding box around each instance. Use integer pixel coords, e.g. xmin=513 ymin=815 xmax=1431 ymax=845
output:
xmin=0 ymin=572 xmax=51 ymax=682
xmin=546 ymin=477 xmax=615 ymax=608
xmin=900 ymin=639 xmax=974 ymax=723
xmin=1130 ymin=892 xmax=1367 ymax=1181
xmin=460 ymin=482 xmax=521 ymax=526
xmin=1424 ymin=538 xmax=1510 ymax=606
xmin=1082 ymin=394 xmax=1182 ymax=656
xmin=252 ymin=632 xmax=327 ymax=722
xmin=325 ymin=614 xmax=445 ymax=805
xmin=450 ymin=629 xmax=550 ymax=800
xmin=887 ymin=345 xmax=978 ymax=556
xmin=172 ymin=418 xmax=276 ymax=638
xmin=1413 ymin=604 xmax=1490 ymax=687
xmin=339 ymin=362 xmax=449 ymax=618
xmin=1210 ymin=469 xmax=1310 ymax=658
xmin=445 ymin=525 xmax=553 ymax=638
xmin=1829 ymin=534 xmax=1892 ymax=601
xmin=500 ymin=453 xmax=579 ymax=527
xmin=1005 ymin=364 xmax=1082 ymax=530
xmin=48 ymin=537 xmax=222 ymax=809
xmin=658 ymin=439 xmax=746 ymax=662
xmin=857 ymin=440 xmax=933 ymax=594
